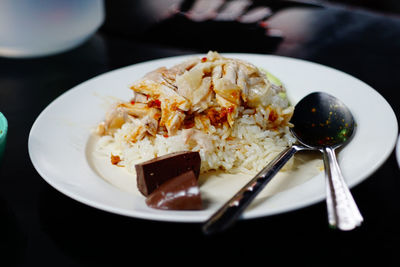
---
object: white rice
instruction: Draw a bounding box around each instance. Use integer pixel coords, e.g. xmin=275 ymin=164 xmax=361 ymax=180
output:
xmin=96 ymin=103 xmax=296 ymax=175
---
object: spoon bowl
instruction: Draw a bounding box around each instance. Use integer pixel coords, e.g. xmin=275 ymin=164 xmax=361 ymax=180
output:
xmin=290 ymin=92 xmax=355 ymax=149
xmin=202 ymin=92 xmax=362 ymax=234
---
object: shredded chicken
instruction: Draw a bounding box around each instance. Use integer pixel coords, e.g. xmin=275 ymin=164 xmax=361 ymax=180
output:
xmin=176 ymin=62 xmax=214 ymax=113
xmin=97 ymin=51 xmax=292 ymax=144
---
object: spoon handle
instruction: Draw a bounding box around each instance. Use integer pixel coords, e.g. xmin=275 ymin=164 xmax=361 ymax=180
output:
xmin=322 ymin=147 xmax=363 ymax=230
xmin=202 ymin=144 xmax=305 ymax=235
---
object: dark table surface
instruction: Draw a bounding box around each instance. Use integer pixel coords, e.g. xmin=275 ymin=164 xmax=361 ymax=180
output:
xmin=1 ymin=1 xmax=400 ymax=266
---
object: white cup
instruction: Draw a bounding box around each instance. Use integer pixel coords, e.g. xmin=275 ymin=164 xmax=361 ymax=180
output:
xmin=0 ymin=0 xmax=104 ymax=58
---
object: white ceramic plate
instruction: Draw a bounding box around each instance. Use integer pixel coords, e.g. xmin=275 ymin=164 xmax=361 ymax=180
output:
xmin=28 ymin=54 xmax=398 ymax=222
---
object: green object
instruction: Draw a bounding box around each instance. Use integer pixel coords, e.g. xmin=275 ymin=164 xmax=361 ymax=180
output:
xmin=265 ymin=70 xmax=283 ymax=87
xmin=0 ymin=112 xmax=8 ymax=161
xmin=260 ymin=67 xmax=283 ymax=86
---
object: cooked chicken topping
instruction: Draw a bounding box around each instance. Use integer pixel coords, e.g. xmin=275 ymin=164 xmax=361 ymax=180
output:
xmin=98 ymin=51 xmax=292 ymax=144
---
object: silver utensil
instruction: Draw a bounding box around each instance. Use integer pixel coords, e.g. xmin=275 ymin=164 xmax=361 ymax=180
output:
xmin=202 ymin=92 xmax=362 ymax=234
xmin=290 ymin=92 xmax=363 ymax=230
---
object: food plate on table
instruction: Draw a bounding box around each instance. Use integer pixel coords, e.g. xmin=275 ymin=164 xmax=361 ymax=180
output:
xmin=28 ymin=53 xmax=398 ymax=222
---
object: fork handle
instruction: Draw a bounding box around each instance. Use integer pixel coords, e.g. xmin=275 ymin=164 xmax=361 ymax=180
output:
xmin=322 ymin=147 xmax=363 ymax=230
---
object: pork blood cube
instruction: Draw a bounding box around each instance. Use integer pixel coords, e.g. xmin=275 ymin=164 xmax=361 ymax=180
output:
xmin=145 ymin=170 xmax=203 ymax=210
xmin=135 ymin=151 xmax=201 ymax=196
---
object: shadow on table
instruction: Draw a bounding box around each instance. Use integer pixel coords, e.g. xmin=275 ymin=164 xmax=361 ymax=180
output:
xmin=37 ymin=182 xmax=378 ymax=266
xmin=0 ymin=197 xmax=27 ymax=267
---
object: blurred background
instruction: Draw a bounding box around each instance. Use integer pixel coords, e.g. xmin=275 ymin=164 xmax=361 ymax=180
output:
xmin=101 ymin=0 xmax=400 ymax=53
xmin=2 ymin=0 xmax=399 ymax=59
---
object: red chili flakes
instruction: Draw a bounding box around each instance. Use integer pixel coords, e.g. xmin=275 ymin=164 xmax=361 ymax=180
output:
xmin=111 ymin=154 xmax=122 ymax=165
xmin=170 ymin=103 xmax=179 ymax=111
xmin=201 ymin=57 xmax=207 ymax=62
xmin=231 ymin=91 xmax=239 ymax=99
xmin=147 ymin=99 xmax=161 ymax=108
xmin=130 ymin=100 xmax=135 ymax=105
xmin=154 ymin=112 xmax=161 ymax=120
xmin=207 ymin=107 xmax=228 ymax=126
xmin=183 ymin=113 xmax=195 ymax=129
xmin=268 ymin=109 xmax=278 ymax=122
xmin=163 ymin=134 xmax=169 ymax=138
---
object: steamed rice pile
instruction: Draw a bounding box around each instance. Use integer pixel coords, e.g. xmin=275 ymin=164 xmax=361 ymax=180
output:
xmin=96 ymin=51 xmax=296 ymax=175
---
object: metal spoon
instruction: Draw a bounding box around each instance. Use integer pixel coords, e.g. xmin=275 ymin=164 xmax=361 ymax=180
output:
xmin=202 ymin=92 xmax=362 ymax=234
xmin=290 ymin=92 xmax=363 ymax=230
